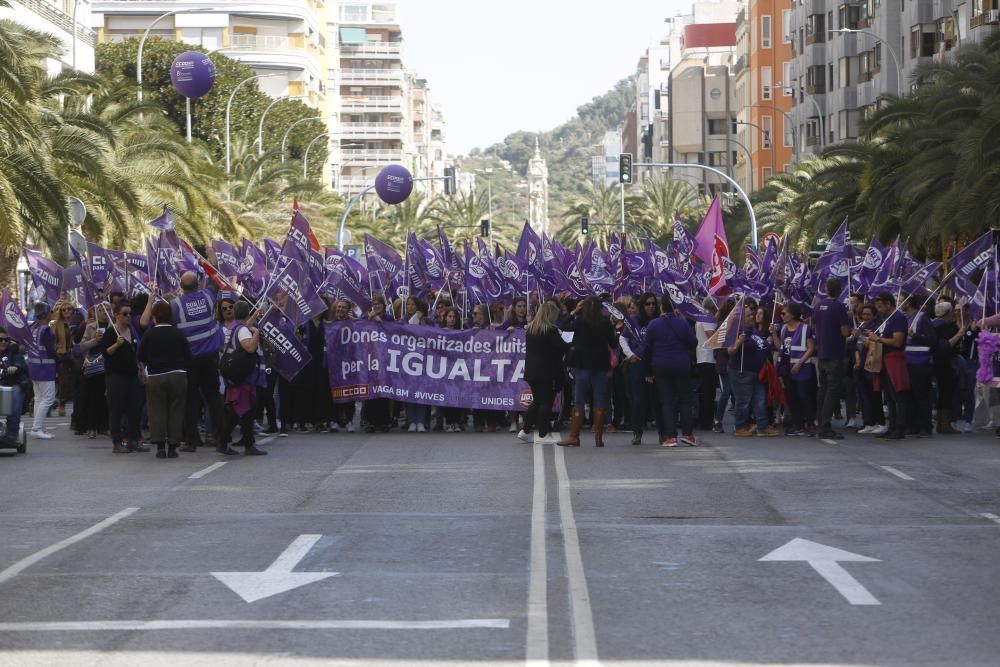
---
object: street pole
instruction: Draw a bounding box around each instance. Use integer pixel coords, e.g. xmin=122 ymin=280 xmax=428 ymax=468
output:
xmin=723 ymin=138 xmax=754 ymax=194
xmin=303 ymin=132 xmax=329 ymax=180
xmin=619 ymin=182 xmax=625 ymax=234
xmin=226 ymin=74 xmax=276 ymax=174
xmin=736 ymin=119 xmax=774 ymax=177
xmin=838 ymin=28 xmax=904 ymax=95
xmin=749 ymin=104 xmax=798 ymax=164
xmin=280 ymin=116 xmax=323 ymax=163
xmin=637 ymin=161 xmax=758 ymax=246
xmin=776 ymin=81 xmax=825 ymax=150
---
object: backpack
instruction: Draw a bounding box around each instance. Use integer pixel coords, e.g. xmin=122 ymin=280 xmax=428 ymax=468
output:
xmin=219 ymin=325 xmax=256 ymax=386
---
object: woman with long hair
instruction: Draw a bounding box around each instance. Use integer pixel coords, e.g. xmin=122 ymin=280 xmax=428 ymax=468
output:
xmin=361 ymin=296 xmax=393 ymax=433
xmin=712 ymin=299 xmax=736 ymax=432
xmin=620 ymin=292 xmax=661 ymax=445
xmin=50 ymin=300 xmax=76 ymax=417
xmin=77 ymin=304 xmax=111 ymax=438
xmin=524 ymin=300 xmax=569 ymax=444
xmin=694 ymin=297 xmax=718 ymax=430
xmin=101 ymin=301 xmax=147 ymax=454
xmin=471 ymin=304 xmax=502 ymax=432
xmin=773 ymin=301 xmax=816 ymax=436
xmin=727 ymin=301 xmax=777 ymax=437
xmin=641 ymin=296 xmax=698 ymax=446
xmin=137 ymin=301 xmax=191 ymax=459
xmin=558 ymin=296 xmax=618 ymax=447
xmin=440 ymin=307 xmax=468 ymax=431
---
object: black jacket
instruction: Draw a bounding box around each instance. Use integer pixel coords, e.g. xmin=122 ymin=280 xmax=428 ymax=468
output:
xmin=0 ymin=342 xmax=28 ymax=389
xmin=564 ymin=317 xmax=618 ymax=371
xmin=525 ymin=328 xmax=569 ymax=382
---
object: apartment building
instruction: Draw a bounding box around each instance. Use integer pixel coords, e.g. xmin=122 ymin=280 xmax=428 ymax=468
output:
xmin=733 ymin=0 xmax=795 ymax=193
xmin=787 ymin=0 xmax=995 ymax=155
xmin=3 ymin=0 xmax=96 ymax=73
xmin=591 ymin=130 xmax=622 ymax=187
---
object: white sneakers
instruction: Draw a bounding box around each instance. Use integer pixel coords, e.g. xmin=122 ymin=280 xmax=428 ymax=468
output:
xmin=857 ymin=425 xmax=875 ymax=434
xmin=516 ymin=429 xmax=532 ymax=443
xmin=963 ymin=421 xmax=974 ymax=433
xmin=870 ymin=424 xmax=889 ymax=435
xmin=408 ymin=423 xmax=417 ymax=433
xmin=416 ymin=423 xmax=426 ymax=433
xmin=508 ymin=422 xmax=519 ymax=433
xmin=29 ymin=429 xmax=53 ymax=440
xmin=533 ymin=432 xmax=562 ymax=445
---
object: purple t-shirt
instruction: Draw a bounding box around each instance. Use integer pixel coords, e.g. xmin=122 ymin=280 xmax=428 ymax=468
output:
xmin=730 ymin=328 xmax=771 ymax=374
xmin=882 ymin=311 xmax=907 ymax=351
xmin=812 ymin=298 xmax=851 ymax=360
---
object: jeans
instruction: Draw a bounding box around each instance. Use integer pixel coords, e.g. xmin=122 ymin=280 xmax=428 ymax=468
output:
xmin=816 ymin=358 xmax=845 ymax=432
xmin=626 ymin=361 xmax=661 ymax=436
xmin=405 ymin=402 xmax=428 ymax=426
xmin=106 ymin=373 xmax=142 ymax=444
xmin=146 ymin=372 xmax=187 ymax=445
xmin=907 ymin=363 xmax=934 ymax=433
xmin=574 ymin=368 xmax=609 ymax=410
xmin=729 ymin=368 xmax=768 ymax=430
xmin=653 ymin=368 xmax=693 ymax=439
xmin=4 ymin=385 xmax=24 ymax=436
xmin=31 ymin=380 xmax=56 ymax=432
xmin=524 ymin=378 xmax=558 ymax=437
xmin=184 ymin=354 xmax=224 ymax=447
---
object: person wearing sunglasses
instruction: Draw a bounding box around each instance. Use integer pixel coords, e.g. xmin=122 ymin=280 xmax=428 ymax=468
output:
xmin=101 ymin=302 xmax=147 ymax=454
xmin=619 ymin=292 xmax=662 ymax=446
xmin=0 ymin=328 xmax=29 ymax=441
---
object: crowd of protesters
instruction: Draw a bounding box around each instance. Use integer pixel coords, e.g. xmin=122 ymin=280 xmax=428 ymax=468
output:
xmin=5 ymin=268 xmax=1000 ymax=455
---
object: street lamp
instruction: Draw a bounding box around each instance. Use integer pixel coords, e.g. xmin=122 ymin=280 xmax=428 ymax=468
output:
xmin=775 ymin=80 xmax=825 ymax=150
xmin=225 ymin=74 xmax=277 ymax=174
xmin=749 ymin=104 xmax=799 ymax=164
xmin=303 ymin=132 xmax=329 ymax=180
xmin=137 ymin=8 xmax=213 ymax=105
xmin=735 ymin=120 xmax=775 ymax=177
xmin=724 ymin=137 xmax=755 ymax=194
xmin=836 ymin=28 xmax=904 ymax=95
xmin=280 ymin=116 xmax=323 ymax=162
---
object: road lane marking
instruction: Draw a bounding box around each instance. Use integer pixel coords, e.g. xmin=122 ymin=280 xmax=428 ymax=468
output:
xmin=879 ymin=465 xmax=914 ymax=481
xmin=526 ymin=442 xmax=549 ymax=665
xmin=981 ymin=513 xmax=1000 ymax=524
xmin=553 ymin=445 xmax=600 ymax=665
xmin=0 ymin=508 xmax=139 ymax=585
xmin=822 ymin=439 xmax=838 ymax=445
xmin=0 ymin=619 xmax=511 ymax=632
xmin=189 ymin=462 xmax=227 ymax=479
xmin=760 ymin=538 xmax=881 ymax=606
xmin=257 ymin=436 xmax=276 ymax=446
xmin=213 ymin=534 xmax=339 ymax=603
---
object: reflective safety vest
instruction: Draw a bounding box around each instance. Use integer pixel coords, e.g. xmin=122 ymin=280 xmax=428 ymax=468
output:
xmin=26 ymin=322 xmax=57 ymax=381
xmin=172 ymin=291 xmax=223 ymax=358
xmin=782 ymin=323 xmax=815 ymax=378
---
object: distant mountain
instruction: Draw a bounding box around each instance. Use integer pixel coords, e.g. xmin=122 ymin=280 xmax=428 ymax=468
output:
xmin=470 ymin=76 xmax=635 ymax=223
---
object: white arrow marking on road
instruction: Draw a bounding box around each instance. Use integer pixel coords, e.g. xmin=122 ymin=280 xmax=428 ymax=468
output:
xmin=212 ymin=534 xmax=338 ymax=603
xmin=759 ymin=538 xmax=882 ymax=606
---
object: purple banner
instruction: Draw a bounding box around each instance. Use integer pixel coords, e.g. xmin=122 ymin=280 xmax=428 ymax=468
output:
xmin=0 ymin=289 xmax=38 ymax=356
xmin=23 ymin=249 xmax=63 ymax=305
xmin=325 ymin=320 xmax=530 ymax=410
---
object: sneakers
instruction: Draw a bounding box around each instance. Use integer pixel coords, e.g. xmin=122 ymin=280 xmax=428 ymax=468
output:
xmin=661 ymin=437 xmax=679 ymax=447
xmin=28 ymin=429 xmax=53 ymax=440
xmin=870 ymin=424 xmax=889 ymax=435
xmin=416 ymin=423 xmax=426 ymax=433
xmin=963 ymin=421 xmax=974 ymax=433
xmin=408 ymin=423 xmax=417 ymax=433
xmin=857 ymin=425 xmax=875 ymax=434
xmin=631 ymin=433 xmax=642 ymax=446
xmin=346 ymin=423 xmax=356 ymax=433
xmin=508 ymin=422 xmax=519 ymax=433
xmin=261 ymin=426 xmax=279 ymax=435
xmin=516 ymin=429 xmax=532 ymax=443
xmin=846 ymin=418 xmax=857 ymax=429
xmin=278 ymin=426 xmax=289 ymax=437
xmin=712 ymin=421 xmax=724 ymax=433
xmin=756 ymin=426 xmax=780 ymax=437
xmin=733 ymin=427 xmax=754 ymax=437
xmin=679 ymin=433 xmax=698 ymax=446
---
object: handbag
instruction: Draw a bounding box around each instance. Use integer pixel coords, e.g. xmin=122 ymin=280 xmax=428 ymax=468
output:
xmin=864 ymin=340 xmax=883 ymax=374
xmin=219 ymin=325 xmax=256 ymax=386
xmin=81 ymin=350 xmax=105 ymax=377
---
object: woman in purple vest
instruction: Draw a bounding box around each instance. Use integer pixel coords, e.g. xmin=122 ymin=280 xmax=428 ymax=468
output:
xmin=773 ymin=302 xmax=816 ymax=436
xmin=218 ymin=301 xmax=267 ymax=456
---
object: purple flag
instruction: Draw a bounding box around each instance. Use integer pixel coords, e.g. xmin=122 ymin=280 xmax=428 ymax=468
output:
xmin=283 ymin=211 xmax=321 ymax=260
xmin=87 ymin=243 xmax=110 ymax=286
xmin=23 ymin=249 xmax=63 ymax=305
xmin=515 ymin=222 xmax=545 ymax=281
xmin=949 ymin=231 xmax=995 ymax=286
xmin=673 ymin=215 xmax=697 ymax=257
xmin=258 ymin=306 xmax=311 ymax=381
xmin=0 ymin=289 xmax=39 ymax=356
xmin=418 ymin=237 xmax=449 ymax=292
xmin=126 ymin=252 xmax=149 ymax=280
xmin=147 ymin=205 xmax=174 ymax=231
xmin=265 ymin=259 xmax=326 ymax=327
xmin=464 ymin=242 xmax=504 ymax=304
xmin=238 ymin=239 xmax=268 ymax=300
xmin=70 ymin=244 xmax=100 ymax=309
xmin=969 ymin=258 xmax=998 ymax=322
xmin=405 ymin=232 xmax=430 ymax=298
xmin=323 ymin=248 xmax=372 ymax=311
xmin=364 ymin=233 xmax=405 ymax=301
xmin=264 ymin=239 xmax=282 ymax=273
xmin=61 ymin=263 xmax=82 ymax=293
xmin=579 ymin=242 xmax=614 ymax=295
xmin=211 ymin=240 xmax=240 ymax=279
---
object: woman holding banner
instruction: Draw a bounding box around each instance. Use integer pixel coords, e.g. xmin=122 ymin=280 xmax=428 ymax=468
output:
xmin=471 ymin=304 xmax=502 ymax=433
xmin=361 ymin=297 xmax=393 ymax=433
xmin=524 ymin=300 xmax=568 ymax=445
xmin=441 ymin=307 xmax=468 ymax=432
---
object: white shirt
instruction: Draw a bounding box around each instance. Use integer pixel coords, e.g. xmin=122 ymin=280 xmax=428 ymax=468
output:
xmin=695 ymin=321 xmax=717 ymax=365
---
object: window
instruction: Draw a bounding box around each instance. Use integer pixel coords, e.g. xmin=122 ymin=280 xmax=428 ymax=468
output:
xmin=782 ymin=10 xmax=793 ymax=42
xmin=783 ymin=116 xmax=794 ymax=147
xmin=829 ymin=63 xmax=835 ymax=90
xmin=910 ymin=24 xmax=936 ymax=58
xmin=762 ymin=167 xmax=773 ymax=181
xmin=839 ymin=3 xmax=860 ymax=29
xmin=762 ymin=66 xmax=773 ymax=100
xmin=838 ymin=108 xmax=860 ymax=139
xmin=838 ymin=56 xmax=857 ymax=87
xmin=806 ymin=14 xmax=826 ymax=44
xmin=708 ymin=118 xmax=736 ymax=134
xmin=828 ymin=11 xmax=834 ymax=40
xmin=762 ymin=15 xmax=772 ymax=48
xmin=806 ymin=65 xmax=826 ymax=94
xmin=935 ymin=17 xmax=955 ymax=51
xmin=762 ymin=116 xmax=773 ymax=148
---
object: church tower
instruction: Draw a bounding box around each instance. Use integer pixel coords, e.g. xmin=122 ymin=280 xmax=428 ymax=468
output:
xmin=527 ymin=137 xmax=550 ymax=234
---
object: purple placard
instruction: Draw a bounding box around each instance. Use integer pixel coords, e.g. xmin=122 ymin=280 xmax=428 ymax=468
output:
xmin=325 ymin=320 xmax=531 ymax=410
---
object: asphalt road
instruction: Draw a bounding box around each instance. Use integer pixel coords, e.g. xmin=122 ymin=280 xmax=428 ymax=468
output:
xmin=1 ymin=412 xmax=999 ymax=666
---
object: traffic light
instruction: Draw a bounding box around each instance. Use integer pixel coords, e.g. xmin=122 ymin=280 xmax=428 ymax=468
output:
xmin=580 ymin=215 xmax=589 ymax=236
xmin=480 ymin=219 xmax=490 ymax=237
xmin=444 ymin=166 xmax=455 ymax=195
xmin=619 ymin=153 xmax=633 ymax=184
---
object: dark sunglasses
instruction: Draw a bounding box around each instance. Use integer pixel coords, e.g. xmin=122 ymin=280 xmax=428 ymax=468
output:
xmin=221 ymin=304 xmax=234 ymax=311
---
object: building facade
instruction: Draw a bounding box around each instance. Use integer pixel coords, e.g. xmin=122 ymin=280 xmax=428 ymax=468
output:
xmin=4 ymin=0 xmax=96 ymax=73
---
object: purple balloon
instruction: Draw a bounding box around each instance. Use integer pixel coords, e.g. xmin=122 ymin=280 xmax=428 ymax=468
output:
xmin=170 ymin=51 xmax=216 ymax=100
xmin=374 ymin=165 xmax=414 ymax=205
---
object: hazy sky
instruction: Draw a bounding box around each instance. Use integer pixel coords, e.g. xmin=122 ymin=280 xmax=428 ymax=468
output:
xmin=397 ymin=0 xmax=689 ymax=156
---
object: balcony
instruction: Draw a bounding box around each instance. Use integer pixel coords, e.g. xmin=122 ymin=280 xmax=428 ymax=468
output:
xmin=12 ymin=0 xmax=96 ymax=45
xmin=971 ymin=9 xmax=1000 ymax=27
xmin=341 ymin=149 xmax=405 ymax=165
xmin=340 ymin=68 xmax=405 ymax=85
xmin=231 ymin=33 xmax=294 ymax=51
xmin=340 ymin=95 xmax=404 ymax=111
xmin=338 ymin=122 xmax=405 ymax=139
xmin=340 ymin=41 xmax=402 ymax=57
xmin=732 ymin=55 xmax=747 ymax=75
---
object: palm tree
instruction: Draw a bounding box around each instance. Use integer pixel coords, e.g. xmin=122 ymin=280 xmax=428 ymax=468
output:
xmin=555 ymin=180 xmax=631 ymax=247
